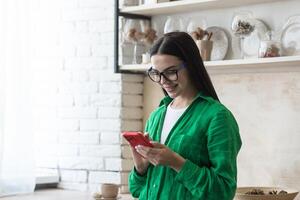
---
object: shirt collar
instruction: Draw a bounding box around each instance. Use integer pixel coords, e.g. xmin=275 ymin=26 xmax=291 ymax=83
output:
xmin=159 ymin=91 xmax=213 ymax=107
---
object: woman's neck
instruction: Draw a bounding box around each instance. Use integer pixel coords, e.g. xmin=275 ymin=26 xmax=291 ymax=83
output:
xmin=171 ymin=89 xmax=198 ymax=109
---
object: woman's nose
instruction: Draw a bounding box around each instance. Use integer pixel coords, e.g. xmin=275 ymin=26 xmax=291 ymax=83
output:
xmin=160 ymin=75 xmax=167 ymax=85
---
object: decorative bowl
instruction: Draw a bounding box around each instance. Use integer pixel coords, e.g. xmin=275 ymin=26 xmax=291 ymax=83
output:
xmin=235 ymin=187 xmax=299 ymax=200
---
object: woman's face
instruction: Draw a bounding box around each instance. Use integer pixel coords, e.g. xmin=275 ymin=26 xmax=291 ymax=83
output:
xmin=150 ymin=54 xmax=194 ymax=99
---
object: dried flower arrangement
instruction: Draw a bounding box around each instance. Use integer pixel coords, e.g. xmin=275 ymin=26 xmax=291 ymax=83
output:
xmin=126 ymin=28 xmax=143 ymax=42
xmin=245 ymin=188 xmax=288 ymax=195
xmin=191 ymin=27 xmax=213 ymax=41
xmin=233 ymin=20 xmax=255 ymax=37
xmin=125 ymin=27 xmax=157 ymax=45
xmin=141 ymin=27 xmax=157 ymax=45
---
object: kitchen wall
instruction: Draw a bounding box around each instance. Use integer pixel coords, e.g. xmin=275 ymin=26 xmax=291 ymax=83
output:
xmin=143 ymin=0 xmax=300 ymax=195
xmin=144 ymin=71 xmax=300 ymax=197
xmin=212 ymin=72 xmax=300 ymax=190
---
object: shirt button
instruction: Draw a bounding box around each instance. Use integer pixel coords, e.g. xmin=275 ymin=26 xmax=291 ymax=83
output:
xmin=153 ymin=184 xmax=156 ymax=188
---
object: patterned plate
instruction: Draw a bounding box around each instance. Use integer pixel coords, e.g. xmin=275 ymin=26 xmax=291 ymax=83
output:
xmin=243 ymin=19 xmax=269 ymax=58
xmin=281 ymin=15 xmax=300 ymax=56
xmin=281 ymin=23 xmax=300 ymax=56
xmin=205 ymin=26 xmax=229 ymax=61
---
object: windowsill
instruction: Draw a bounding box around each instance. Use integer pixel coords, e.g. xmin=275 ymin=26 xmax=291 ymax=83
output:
xmin=35 ymin=171 xmax=59 ymax=185
xmin=36 ymin=175 xmax=59 ymax=185
xmin=1 ymin=189 xmax=134 ymax=200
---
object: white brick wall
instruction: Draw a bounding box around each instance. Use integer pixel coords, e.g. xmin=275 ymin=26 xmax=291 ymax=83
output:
xmin=58 ymin=182 xmax=88 ymax=192
xmin=98 ymin=107 xmax=121 ymax=118
xmin=121 ymin=107 xmax=143 ymax=119
xmin=58 ymin=157 xmax=104 ymax=170
xmin=91 ymin=94 xmax=122 ymax=107
xmin=80 ymin=119 xmax=101 ymax=131
xmin=33 ymin=0 xmax=143 ymax=193
xmin=60 ymin=170 xmax=88 ymax=182
xmin=64 ymin=58 xmax=107 ymax=70
xmin=100 ymin=131 xmax=121 ymax=144
xmin=121 ymin=146 xmax=133 ymax=159
xmin=122 ymin=83 xmax=143 ymax=94
xmin=89 ymin=171 xmax=121 ymax=184
xmin=79 ymin=145 xmax=121 ymax=157
xmin=105 ymin=158 xmax=134 ymax=171
xmin=122 ymin=94 xmax=143 ymax=107
xmin=121 ymin=120 xmax=143 ymax=132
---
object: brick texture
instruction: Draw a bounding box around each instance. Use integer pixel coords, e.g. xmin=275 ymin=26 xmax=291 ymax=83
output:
xmin=33 ymin=0 xmax=144 ymax=194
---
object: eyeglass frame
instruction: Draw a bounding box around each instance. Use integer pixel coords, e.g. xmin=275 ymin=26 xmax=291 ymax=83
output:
xmin=147 ymin=63 xmax=186 ymax=83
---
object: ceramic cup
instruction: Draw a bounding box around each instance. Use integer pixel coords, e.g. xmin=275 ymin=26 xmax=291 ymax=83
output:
xmin=196 ymin=40 xmax=213 ymax=61
xmin=101 ymin=183 xmax=119 ymax=198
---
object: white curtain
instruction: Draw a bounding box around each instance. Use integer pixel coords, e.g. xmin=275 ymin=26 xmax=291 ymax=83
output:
xmin=0 ymin=0 xmax=35 ymax=197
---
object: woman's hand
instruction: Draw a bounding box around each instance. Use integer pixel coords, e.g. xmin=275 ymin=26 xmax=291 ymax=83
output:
xmin=129 ymin=133 xmax=150 ymax=175
xmin=135 ymin=142 xmax=186 ymax=172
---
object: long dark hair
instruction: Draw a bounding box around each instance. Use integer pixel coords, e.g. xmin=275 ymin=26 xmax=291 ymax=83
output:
xmin=149 ymin=31 xmax=219 ymax=101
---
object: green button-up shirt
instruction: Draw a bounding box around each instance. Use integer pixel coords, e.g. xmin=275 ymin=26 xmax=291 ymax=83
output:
xmin=129 ymin=92 xmax=242 ymax=200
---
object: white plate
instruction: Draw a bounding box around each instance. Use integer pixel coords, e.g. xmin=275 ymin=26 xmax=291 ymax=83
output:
xmin=283 ymin=15 xmax=300 ymax=27
xmin=243 ymin=19 xmax=269 ymax=58
xmin=281 ymin=22 xmax=300 ymax=56
xmin=205 ymin=26 xmax=229 ymax=61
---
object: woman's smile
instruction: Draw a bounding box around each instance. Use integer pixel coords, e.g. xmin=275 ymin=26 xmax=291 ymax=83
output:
xmin=163 ymin=84 xmax=178 ymax=93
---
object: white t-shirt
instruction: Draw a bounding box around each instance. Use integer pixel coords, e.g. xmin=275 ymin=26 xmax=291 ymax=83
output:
xmin=160 ymin=103 xmax=188 ymax=144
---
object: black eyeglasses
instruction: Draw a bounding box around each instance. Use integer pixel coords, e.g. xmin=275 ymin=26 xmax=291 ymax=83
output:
xmin=147 ymin=63 xmax=186 ymax=83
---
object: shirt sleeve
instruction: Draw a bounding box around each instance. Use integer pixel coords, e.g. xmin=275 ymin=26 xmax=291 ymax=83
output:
xmin=128 ymin=167 xmax=148 ymax=198
xmin=175 ymin=109 xmax=242 ymax=200
xmin=128 ymin=115 xmax=153 ymax=198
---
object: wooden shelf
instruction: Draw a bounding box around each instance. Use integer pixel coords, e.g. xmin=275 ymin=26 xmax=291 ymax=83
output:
xmin=119 ymin=56 xmax=300 ymax=74
xmin=120 ymin=0 xmax=283 ymax=16
xmin=120 ymin=63 xmax=149 ymax=72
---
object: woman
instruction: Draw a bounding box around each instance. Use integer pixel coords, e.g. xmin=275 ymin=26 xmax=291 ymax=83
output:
xmin=128 ymin=32 xmax=242 ymax=200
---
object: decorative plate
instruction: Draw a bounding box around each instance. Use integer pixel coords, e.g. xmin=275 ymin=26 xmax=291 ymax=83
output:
xmin=281 ymin=24 xmax=300 ymax=56
xmin=205 ymin=26 xmax=229 ymax=61
xmin=280 ymin=15 xmax=300 ymax=56
xmin=243 ymin=19 xmax=269 ymax=58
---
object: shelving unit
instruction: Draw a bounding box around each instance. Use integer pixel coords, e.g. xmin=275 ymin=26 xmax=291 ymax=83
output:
xmin=120 ymin=56 xmax=300 ymax=74
xmin=115 ymin=0 xmax=298 ymax=74
xmin=120 ymin=0 xmax=282 ymax=16
xmin=114 ymin=0 xmax=151 ymax=73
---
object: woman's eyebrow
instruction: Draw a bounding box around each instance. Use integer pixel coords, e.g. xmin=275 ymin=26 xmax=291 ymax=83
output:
xmin=162 ymin=65 xmax=177 ymax=71
xmin=152 ymin=65 xmax=178 ymax=72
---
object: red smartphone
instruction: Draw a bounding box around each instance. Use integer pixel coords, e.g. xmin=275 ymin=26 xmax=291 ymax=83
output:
xmin=122 ymin=131 xmax=153 ymax=148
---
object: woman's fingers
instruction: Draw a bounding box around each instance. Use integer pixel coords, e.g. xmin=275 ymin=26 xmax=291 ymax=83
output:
xmin=135 ymin=143 xmax=174 ymax=166
xmin=135 ymin=145 xmax=148 ymax=157
xmin=136 ymin=145 xmax=161 ymax=158
xmin=148 ymin=158 xmax=158 ymax=166
xmin=134 ymin=143 xmax=185 ymax=170
xmin=150 ymin=141 xmax=164 ymax=148
xmin=138 ymin=148 xmax=158 ymax=166
xmin=143 ymin=132 xmax=151 ymax=140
